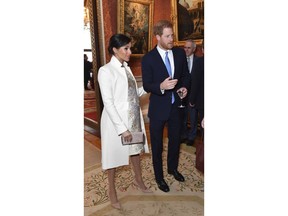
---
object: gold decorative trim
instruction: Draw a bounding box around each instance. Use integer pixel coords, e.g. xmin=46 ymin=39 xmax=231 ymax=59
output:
xmin=86 ymin=0 xmax=106 ymax=132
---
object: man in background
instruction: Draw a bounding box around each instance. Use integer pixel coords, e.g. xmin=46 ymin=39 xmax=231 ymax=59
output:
xmin=181 ymin=39 xmax=198 ymax=146
xmin=84 ymin=54 xmax=93 ymax=90
xmin=189 ymin=40 xmax=204 ymax=136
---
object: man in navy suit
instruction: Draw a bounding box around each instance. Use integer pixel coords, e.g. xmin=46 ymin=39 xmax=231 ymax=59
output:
xmin=141 ymin=20 xmax=190 ymax=192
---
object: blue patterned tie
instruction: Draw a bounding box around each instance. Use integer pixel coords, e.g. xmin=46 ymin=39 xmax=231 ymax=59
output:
xmin=164 ymin=51 xmax=175 ymax=103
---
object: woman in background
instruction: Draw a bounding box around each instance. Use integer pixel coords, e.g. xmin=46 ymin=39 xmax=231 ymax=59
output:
xmin=98 ymin=34 xmax=151 ymax=210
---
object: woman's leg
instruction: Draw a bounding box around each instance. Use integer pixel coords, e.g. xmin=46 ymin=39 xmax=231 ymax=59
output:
xmin=107 ymin=168 xmax=121 ymax=209
xmin=130 ymin=154 xmax=151 ymax=192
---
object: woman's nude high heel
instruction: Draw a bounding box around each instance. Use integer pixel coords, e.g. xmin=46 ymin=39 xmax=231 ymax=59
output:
xmin=108 ymin=189 xmax=122 ymax=210
xmin=133 ymin=180 xmax=153 ymax=193
xmin=111 ymin=202 xmax=121 ymax=210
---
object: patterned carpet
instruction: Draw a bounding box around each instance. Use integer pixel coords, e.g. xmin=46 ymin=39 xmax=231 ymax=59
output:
xmin=84 ymin=142 xmax=204 ymax=216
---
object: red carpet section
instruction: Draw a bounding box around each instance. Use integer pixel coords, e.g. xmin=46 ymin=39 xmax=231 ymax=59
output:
xmin=84 ymin=90 xmax=97 ymax=121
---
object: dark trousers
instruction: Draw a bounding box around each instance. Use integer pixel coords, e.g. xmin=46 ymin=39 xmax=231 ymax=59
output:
xmin=84 ymin=74 xmax=90 ymax=89
xmin=149 ymin=104 xmax=181 ymax=182
xmin=180 ymin=106 xmax=198 ymax=141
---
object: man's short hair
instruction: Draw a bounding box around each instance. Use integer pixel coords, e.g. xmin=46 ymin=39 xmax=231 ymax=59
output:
xmin=153 ymin=20 xmax=173 ymax=36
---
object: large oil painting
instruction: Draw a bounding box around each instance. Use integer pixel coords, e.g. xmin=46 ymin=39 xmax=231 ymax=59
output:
xmin=171 ymin=0 xmax=204 ymax=46
xmin=118 ymin=0 xmax=154 ymax=57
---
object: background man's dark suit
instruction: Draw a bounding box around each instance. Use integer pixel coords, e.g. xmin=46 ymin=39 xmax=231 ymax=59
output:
xmin=84 ymin=55 xmax=93 ymax=90
xmin=142 ymin=46 xmax=190 ymax=182
xmin=183 ymin=55 xmax=198 ymax=106
xmin=189 ymin=56 xmax=204 ymax=121
xmin=180 ymin=55 xmax=199 ymax=144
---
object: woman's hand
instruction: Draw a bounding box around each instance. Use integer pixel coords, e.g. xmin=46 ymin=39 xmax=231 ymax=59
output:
xmin=121 ymin=130 xmax=132 ymax=143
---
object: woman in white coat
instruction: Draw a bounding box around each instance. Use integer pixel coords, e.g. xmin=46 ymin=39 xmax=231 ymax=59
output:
xmin=98 ymin=34 xmax=151 ymax=210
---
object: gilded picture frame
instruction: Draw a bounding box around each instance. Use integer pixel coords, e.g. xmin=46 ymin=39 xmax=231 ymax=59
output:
xmin=171 ymin=0 xmax=204 ymax=46
xmin=117 ymin=0 xmax=154 ymax=57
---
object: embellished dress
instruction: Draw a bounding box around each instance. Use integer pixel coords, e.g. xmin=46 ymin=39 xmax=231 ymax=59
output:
xmin=124 ymin=67 xmax=144 ymax=156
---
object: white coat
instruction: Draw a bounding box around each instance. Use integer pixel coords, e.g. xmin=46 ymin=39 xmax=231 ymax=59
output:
xmin=98 ymin=55 xmax=149 ymax=170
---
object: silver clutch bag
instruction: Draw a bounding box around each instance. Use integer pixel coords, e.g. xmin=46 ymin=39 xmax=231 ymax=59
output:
xmin=121 ymin=132 xmax=144 ymax=145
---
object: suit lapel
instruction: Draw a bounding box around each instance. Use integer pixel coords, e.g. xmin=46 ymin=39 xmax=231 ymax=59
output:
xmin=172 ymin=48 xmax=178 ymax=77
xmin=152 ymin=47 xmax=170 ymax=77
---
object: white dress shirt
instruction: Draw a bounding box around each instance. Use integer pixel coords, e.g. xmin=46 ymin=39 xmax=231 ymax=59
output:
xmin=187 ymin=54 xmax=194 ymax=73
xmin=156 ymin=46 xmax=175 ymax=78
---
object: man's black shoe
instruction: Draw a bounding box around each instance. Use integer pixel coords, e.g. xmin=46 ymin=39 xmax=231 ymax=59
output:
xmin=156 ymin=179 xmax=170 ymax=192
xmin=168 ymin=170 xmax=185 ymax=182
xmin=186 ymin=139 xmax=195 ymax=146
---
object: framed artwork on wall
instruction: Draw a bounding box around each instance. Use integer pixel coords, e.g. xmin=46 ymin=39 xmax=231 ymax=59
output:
xmin=171 ymin=0 xmax=204 ymax=46
xmin=117 ymin=0 xmax=154 ymax=57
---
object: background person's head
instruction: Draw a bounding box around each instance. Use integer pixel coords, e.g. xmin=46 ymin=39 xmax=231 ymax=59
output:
xmin=84 ymin=54 xmax=88 ymax=61
xmin=183 ymin=39 xmax=196 ymax=57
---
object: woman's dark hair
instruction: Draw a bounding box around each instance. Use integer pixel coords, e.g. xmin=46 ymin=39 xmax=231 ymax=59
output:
xmin=108 ymin=34 xmax=131 ymax=55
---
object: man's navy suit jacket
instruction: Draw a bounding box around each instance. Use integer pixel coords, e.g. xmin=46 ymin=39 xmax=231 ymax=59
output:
xmin=141 ymin=46 xmax=190 ymax=120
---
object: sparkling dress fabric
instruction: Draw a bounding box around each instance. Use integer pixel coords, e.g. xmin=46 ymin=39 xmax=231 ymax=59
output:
xmin=124 ymin=67 xmax=144 ymax=155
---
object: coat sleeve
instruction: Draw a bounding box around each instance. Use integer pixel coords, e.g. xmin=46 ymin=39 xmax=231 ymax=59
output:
xmin=137 ymin=86 xmax=147 ymax=97
xmin=98 ymin=66 xmax=128 ymax=135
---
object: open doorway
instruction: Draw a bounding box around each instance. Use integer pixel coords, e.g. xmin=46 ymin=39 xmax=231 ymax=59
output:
xmin=83 ymin=0 xmax=105 ymax=137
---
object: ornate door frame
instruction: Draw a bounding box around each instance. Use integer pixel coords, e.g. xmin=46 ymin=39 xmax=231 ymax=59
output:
xmin=84 ymin=0 xmax=105 ymax=136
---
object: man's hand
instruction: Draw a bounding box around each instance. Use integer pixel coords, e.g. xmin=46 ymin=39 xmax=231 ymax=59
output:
xmin=189 ymin=103 xmax=195 ymax=107
xmin=160 ymin=77 xmax=178 ymax=90
xmin=177 ymin=87 xmax=188 ymax=98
